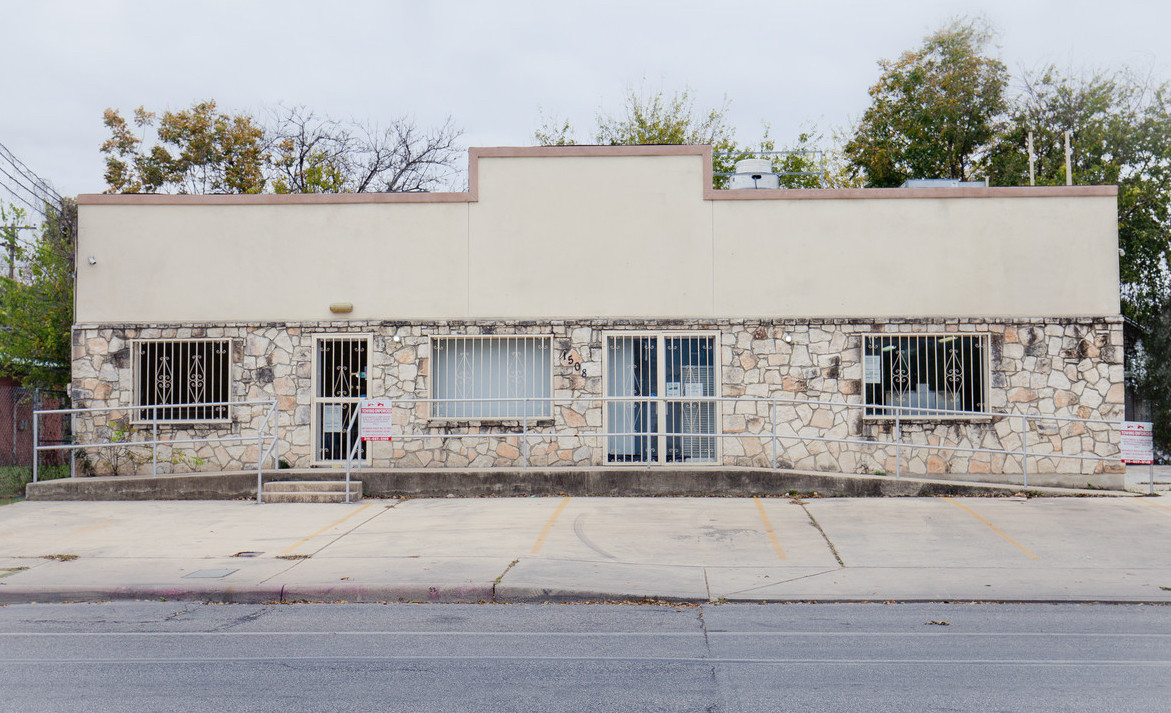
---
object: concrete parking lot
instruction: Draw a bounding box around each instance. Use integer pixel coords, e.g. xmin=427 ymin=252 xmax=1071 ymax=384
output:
xmin=1 ymin=493 xmax=1169 ymax=604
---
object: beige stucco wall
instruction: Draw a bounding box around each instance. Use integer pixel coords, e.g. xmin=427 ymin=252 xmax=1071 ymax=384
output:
xmin=76 ymin=148 xmax=1120 ymax=323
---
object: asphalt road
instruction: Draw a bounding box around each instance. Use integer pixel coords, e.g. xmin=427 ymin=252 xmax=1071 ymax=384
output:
xmin=1 ymin=601 xmax=1168 ymax=712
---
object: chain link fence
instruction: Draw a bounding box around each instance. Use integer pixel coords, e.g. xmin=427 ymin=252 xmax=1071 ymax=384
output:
xmin=1 ymin=379 xmax=69 ymax=497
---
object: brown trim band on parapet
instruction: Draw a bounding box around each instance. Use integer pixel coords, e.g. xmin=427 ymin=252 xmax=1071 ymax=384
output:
xmin=76 ymin=144 xmax=1118 ymax=205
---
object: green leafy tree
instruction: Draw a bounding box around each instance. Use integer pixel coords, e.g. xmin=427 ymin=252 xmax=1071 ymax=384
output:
xmin=102 ymin=101 xmax=266 ymax=194
xmin=985 ymin=67 xmax=1171 ymax=451
xmin=986 ymin=68 xmax=1171 ymax=324
xmin=845 ymin=18 xmax=1009 ymax=186
xmin=0 ymin=200 xmax=75 ymax=389
xmin=536 ymin=88 xmax=825 ymax=187
xmin=102 ymin=102 xmax=464 ymax=195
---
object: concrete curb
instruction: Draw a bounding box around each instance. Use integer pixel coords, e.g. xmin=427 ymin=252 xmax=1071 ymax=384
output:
xmin=25 ymin=467 xmax=1132 ymax=501
xmin=2 ymin=583 xmax=1169 ymax=606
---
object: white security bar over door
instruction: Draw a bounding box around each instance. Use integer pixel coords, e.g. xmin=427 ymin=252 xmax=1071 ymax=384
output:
xmin=313 ymin=335 xmax=369 ymax=462
xmin=665 ymin=335 xmax=717 ymax=462
xmin=607 ymin=335 xmax=658 ymax=463
xmin=606 ymin=334 xmax=717 ymax=464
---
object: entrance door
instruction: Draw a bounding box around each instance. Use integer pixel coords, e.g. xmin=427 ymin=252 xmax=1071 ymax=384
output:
xmin=606 ymin=334 xmax=717 ymax=463
xmin=313 ymin=335 xmax=369 ymax=462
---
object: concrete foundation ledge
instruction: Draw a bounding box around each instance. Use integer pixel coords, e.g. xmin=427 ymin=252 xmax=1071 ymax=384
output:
xmin=24 ymin=467 xmax=1130 ymax=501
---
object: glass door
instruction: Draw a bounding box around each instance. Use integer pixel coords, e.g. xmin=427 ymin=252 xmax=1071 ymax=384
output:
xmin=606 ymin=336 xmax=657 ymax=463
xmin=313 ymin=336 xmax=369 ymax=462
xmin=606 ymin=334 xmax=717 ymax=464
xmin=664 ymin=336 xmax=716 ymax=462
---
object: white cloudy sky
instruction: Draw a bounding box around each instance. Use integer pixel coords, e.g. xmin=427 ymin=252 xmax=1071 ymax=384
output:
xmin=1 ymin=0 xmax=1166 ymax=197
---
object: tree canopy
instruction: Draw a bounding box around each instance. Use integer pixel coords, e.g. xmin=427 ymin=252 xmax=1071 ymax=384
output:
xmin=101 ymin=101 xmax=463 ymax=195
xmin=0 ymin=200 xmax=75 ymax=389
xmin=845 ymin=19 xmax=1009 ymax=186
xmin=986 ymin=68 xmax=1171 ymax=325
xmin=535 ymin=88 xmax=825 ymax=188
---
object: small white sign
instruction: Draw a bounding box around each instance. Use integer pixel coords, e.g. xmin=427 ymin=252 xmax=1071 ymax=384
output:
xmin=666 ymin=382 xmax=681 ymax=397
xmin=864 ymin=355 xmax=882 ymax=383
xmin=1121 ymin=421 xmax=1154 ymax=464
xmin=321 ymin=404 xmax=343 ymax=433
xmin=684 ymin=382 xmax=705 ymax=398
xmin=359 ymin=399 xmax=395 ymax=442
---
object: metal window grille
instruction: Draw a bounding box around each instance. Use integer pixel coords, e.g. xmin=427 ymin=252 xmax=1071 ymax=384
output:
xmin=314 ymin=336 xmax=369 ymax=461
xmin=606 ymin=334 xmax=717 ymax=463
xmin=134 ymin=340 xmax=230 ymax=421
xmin=863 ymin=334 xmax=987 ymax=417
xmin=431 ymin=336 xmax=552 ymax=419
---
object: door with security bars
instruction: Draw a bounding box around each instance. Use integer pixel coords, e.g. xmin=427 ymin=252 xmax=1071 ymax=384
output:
xmin=606 ymin=334 xmax=717 ymax=464
xmin=664 ymin=336 xmax=717 ymax=462
xmin=313 ymin=336 xmax=369 ymax=462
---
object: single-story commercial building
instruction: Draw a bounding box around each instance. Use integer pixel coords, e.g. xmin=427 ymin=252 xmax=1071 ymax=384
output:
xmin=70 ymin=145 xmax=1125 ymax=487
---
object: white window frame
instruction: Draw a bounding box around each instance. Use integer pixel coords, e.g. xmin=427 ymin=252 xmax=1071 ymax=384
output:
xmin=311 ymin=333 xmax=373 ymax=465
xmin=861 ymin=333 xmax=991 ymax=421
xmin=601 ymin=331 xmax=722 ymax=465
xmin=131 ymin=338 xmax=233 ymax=424
xmin=428 ymin=335 xmax=554 ymax=421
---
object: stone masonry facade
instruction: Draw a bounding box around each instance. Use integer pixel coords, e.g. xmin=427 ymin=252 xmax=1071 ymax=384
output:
xmin=70 ymin=317 xmax=1125 ymax=484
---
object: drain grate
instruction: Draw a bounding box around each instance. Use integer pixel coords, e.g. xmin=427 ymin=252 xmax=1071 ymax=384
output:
xmin=183 ymin=569 xmax=239 ymax=579
xmin=232 ymin=551 xmax=264 ymax=558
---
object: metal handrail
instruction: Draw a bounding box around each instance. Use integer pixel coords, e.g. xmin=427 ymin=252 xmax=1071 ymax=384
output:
xmin=39 ymin=393 xmax=1125 ymax=498
xmin=32 ymin=400 xmax=280 ymax=501
xmin=373 ymin=395 xmax=1123 ymax=487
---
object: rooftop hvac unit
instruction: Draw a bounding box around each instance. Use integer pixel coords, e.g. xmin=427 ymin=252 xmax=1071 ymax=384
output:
xmin=728 ymin=158 xmax=781 ymax=190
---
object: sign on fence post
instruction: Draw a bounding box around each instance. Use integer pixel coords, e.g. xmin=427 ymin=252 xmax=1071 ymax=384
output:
xmin=1121 ymin=421 xmax=1154 ymax=464
xmin=1121 ymin=421 xmax=1155 ymax=495
xmin=359 ymin=399 xmax=394 ymax=442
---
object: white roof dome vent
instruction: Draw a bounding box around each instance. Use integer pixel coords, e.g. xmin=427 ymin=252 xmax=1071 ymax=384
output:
xmin=728 ymin=158 xmax=780 ymax=190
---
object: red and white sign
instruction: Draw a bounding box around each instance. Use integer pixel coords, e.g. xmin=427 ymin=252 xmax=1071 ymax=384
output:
xmin=359 ymin=399 xmax=394 ymax=442
xmin=1121 ymin=421 xmax=1154 ymax=464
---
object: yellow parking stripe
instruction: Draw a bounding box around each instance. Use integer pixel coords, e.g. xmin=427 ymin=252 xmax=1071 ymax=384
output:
xmin=530 ymin=497 xmax=571 ymax=555
xmin=753 ymin=497 xmax=787 ymax=560
xmin=943 ymin=497 xmax=1040 ymax=561
xmin=1134 ymin=497 xmax=1171 ymax=512
xmin=280 ymin=502 xmax=374 ymax=554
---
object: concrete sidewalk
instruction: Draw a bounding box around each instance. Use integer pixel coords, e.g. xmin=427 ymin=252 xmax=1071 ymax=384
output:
xmin=1 ymin=494 xmax=1169 ymax=605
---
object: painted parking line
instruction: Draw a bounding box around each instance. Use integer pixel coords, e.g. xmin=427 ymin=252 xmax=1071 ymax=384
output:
xmin=942 ymin=498 xmax=1040 ymax=561
xmin=280 ymin=503 xmax=375 ymax=555
xmin=753 ymin=497 xmax=787 ymax=560
xmin=530 ymin=497 xmax=571 ymax=555
xmin=1134 ymin=497 xmax=1171 ymax=513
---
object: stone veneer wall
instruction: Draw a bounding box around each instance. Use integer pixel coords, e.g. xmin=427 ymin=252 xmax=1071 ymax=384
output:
xmin=70 ymin=317 xmax=1125 ymax=481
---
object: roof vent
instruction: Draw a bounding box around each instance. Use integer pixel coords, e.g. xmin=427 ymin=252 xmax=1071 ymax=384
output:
xmin=728 ymin=158 xmax=781 ymax=190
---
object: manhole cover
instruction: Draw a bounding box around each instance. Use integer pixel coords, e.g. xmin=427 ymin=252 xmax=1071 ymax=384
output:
xmin=184 ymin=569 xmax=239 ymax=579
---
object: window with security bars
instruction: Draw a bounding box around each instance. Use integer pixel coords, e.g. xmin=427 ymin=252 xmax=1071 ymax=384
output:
xmin=134 ymin=340 xmax=231 ymax=421
xmin=431 ymin=336 xmax=552 ymax=418
xmin=314 ymin=336 xmax=369 ymax=461
xmin=863 ymin=334 xmax=987 ymax=417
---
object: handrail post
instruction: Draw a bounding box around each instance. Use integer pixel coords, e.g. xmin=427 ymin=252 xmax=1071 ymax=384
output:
xmin=1020 ymin=414 xmax=1029 ymax=489
xmin=152 ymin=405 xmax=159 ymax=477
xmin=771 ymin=399 xmax=778 ymax=470
xmin=894 ymin=406 xmax=902 ymax=479
xmin=272 ymin=400 xmax=280 ymax=470
xmin=522 ymin=402 xmax=529 ymax=470
xmin=32 ymin=400 xmax=39 ymax=484
xmin=257 ymin=404 xmax=265 ymax=499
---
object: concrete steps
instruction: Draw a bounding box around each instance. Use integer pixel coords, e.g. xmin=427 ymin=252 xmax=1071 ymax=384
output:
xmin=262 ymin=480 xmax=362 ymax=503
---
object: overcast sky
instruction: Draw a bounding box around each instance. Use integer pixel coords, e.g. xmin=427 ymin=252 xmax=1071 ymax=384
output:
xmin=2 ymin=0 xmax=1167 ymax=198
